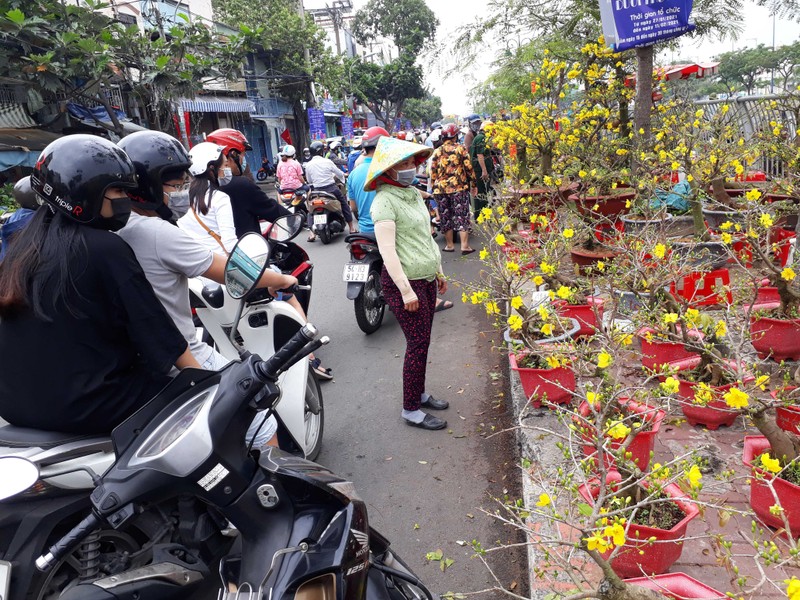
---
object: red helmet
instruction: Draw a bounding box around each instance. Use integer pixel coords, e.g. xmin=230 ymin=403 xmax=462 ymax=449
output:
xmin=362 ymin=126 xmax=389 ymax=149
xmin=206 ymin=128 xmax=253 ymax=155
xmin=441 ymin=123 xmax=460 ymax=139
xmin=396 ymin=131 xmax=406 ymax=140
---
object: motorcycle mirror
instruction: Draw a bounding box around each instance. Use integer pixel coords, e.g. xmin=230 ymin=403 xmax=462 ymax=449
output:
xmin=264 ymin=213 xmax=304 ymax=243
xmin=224 ymin=233 xmax=271 ymax=299
xmin=0 ymin=456 xmax=39 ymax=500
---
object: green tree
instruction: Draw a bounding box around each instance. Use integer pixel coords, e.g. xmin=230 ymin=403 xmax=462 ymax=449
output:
xmin=775 ymin=41 xmax=800 ymax=91
xmin=714 ymin=44 xmax=776 ymax=95
xmin=212 ymin=0 xmax=341 ymax=146
xmin=0 ymin=0 xmax=259 ymax=135
xmin=351 ymin=0 xmax=437 ymax=56
xmin=402 ymin=91 xmax=442 ymax=127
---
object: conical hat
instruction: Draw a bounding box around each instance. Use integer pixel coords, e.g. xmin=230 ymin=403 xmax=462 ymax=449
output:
xmin=363 ymin=137 xmax=432 ymax=192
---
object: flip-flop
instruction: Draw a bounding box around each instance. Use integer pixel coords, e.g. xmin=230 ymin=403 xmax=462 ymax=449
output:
xmin=307 ymin=235 xmax=317 ymax=242
xmin=442 ymin=247 xmax=455 ymax=252
xmin=435 ymin=300 xmax=454 ymax=313
xmin=461 ymin=248 xmax=476 ymax=255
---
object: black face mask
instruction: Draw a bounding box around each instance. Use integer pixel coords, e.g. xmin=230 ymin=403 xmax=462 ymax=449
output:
xmin=91 ymin=197 xmax=132 ymax=232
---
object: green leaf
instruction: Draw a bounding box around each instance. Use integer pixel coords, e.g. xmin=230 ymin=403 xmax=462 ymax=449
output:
xmin=6 ymin=8 xmax=25 ymax=25
xmin=441 ymin=558 xmax=454 ymax=571
xmin=425 ymin=550 xmax=443 ymax=562
xmin=577 ymin=503 xmax=593 ymax=517
xmin=156 ymin=56 xmax=170 ymax=69
xmin=177 ymin=12 xmax=190 ymax=23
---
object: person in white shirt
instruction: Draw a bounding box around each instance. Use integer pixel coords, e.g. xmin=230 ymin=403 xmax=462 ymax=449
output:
xmin=304 ymin=141 xmax=356 ymax=234
xmin=177 ymin=142 xmax=238 ymax=254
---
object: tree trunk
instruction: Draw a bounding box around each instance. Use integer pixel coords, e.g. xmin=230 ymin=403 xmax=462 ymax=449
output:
xmin=600 ymin=582 xmax=669 ymax=600
xmin=689 ymin=183 xmax=707 ymax=240
xmin=633 ymin=46 xmax=655 ymax=145
xmin=752 ymin=410 xmax=800 ymax=463
xmin=293 ymin=99 xmax=309 ymax=148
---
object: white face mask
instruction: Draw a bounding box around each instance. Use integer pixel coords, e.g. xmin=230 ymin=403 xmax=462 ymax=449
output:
xmin=394 ymin=168 xmax=417 ymax=187
xmin=166 ymin=189 xmax=190 ymax=219
xmin=219 ymin=167 xmax=233 ymax=186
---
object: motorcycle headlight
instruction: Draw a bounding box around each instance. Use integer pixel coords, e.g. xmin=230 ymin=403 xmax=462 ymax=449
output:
xmin=135 ymin=386 xmax=218 ymax=460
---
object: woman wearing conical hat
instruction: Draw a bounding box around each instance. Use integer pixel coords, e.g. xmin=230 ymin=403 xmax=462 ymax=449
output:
xmin=365 ymin=137 xmax=450 ymax=431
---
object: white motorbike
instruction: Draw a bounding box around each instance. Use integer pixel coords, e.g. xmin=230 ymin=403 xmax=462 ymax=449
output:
xmin=189 ymin=213 xmax=324 ymax=461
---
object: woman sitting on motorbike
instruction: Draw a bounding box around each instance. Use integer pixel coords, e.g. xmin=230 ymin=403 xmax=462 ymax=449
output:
xmin=0 ymin=135 xmax=198 ymax=434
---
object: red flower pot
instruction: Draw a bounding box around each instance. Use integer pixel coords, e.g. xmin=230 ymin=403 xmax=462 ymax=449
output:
xmin=770 ymin=387 xmax=800 ymax=434
xmin=509 ymin=353 xmax=575 ymax=409
xmin=555 ymin=297 xmax=605 ymax=337
xmin=675 ymin=377 xmax=751 ymax=430
xmin=637 ymin=328 xmax=702 ymax=372
xmin=754 ymin=286 xmax=781 ymax=311
xmin=750 ymin=316 xmax=800 ymax=361
xmin=578 ymin=476 xmax=699 ymax=578
xmin=569 ymin=244 xmax=618 ymax=275
xmin=577 ymin=399 xmax=665 ymax=471
xmin=571 ymin=191 xmax=636 ymax=219
xmin=625 ymin=573 xmax=725 ymax=599
xmin=743 ymin=435 xmax=800 ymax=535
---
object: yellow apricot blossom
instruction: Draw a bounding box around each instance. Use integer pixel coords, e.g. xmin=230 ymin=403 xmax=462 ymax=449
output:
xmin=761 ymin=453 xmax=781 ymax=474
xmin=723 ymin=387 xmax=749 ymax=409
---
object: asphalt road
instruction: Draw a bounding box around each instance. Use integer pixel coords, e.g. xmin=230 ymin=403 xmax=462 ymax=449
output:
xmin=299 ymin=228 xmax=527 ymax=597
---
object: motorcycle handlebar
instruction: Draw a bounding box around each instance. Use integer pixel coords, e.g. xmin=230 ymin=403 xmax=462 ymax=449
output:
xmin=36 ymin=512 xmax=102 ymax=572
xmin=256 ymin=323 xmax=318 ymax=381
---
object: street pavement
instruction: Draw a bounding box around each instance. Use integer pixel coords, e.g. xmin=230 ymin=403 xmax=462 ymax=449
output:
xmin=301 ymin=230 xmax=527 ymax=597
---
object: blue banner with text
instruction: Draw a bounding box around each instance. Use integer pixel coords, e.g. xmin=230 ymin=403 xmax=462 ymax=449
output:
xmin=599 ymin=0 xmax=695 ymax=51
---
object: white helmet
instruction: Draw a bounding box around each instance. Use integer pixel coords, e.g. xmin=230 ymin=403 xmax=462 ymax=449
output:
xmin=329 ymin=140 xmax=341 ymax=151
xmin=428 ymin=129 xmax=442 ymax=144
xmin=281 ymin=144 xmax=296 ymax=157
xmin=188 ymin=142 xmax=224 ymax=176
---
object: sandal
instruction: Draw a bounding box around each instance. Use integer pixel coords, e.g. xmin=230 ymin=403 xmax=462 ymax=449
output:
xmin=310 ymin=357 xmax=333 ymax=381
xmin=434 ymin=299 xmax=454 ymax=313
xmin=307 ymin=234 xmax=317 ymax=242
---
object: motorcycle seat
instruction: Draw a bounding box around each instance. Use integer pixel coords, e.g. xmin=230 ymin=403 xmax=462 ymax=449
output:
xmin=309 ymin=191 xmax=338 ymax=201
xmin=345 ymin=232 xmax=376 ymax=243
xmin=0 ymin=424 xmax=105 ymax=449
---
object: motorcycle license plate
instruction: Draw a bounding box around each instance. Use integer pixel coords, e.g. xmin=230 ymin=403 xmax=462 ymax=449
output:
xmin=343 ymin=263 xmax=369 ymax=282
xmin=313 ymin=214 xmax=327 ymax=226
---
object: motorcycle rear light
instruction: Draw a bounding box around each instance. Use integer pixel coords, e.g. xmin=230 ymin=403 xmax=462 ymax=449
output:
xmin=351 ymin=244 xmax=366 ymax=260
xmin=312 ymin=200 xmax=325 ymax=207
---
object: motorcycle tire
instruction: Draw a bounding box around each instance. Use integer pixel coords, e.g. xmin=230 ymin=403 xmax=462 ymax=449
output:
xmin=354 ymin=267 xmax=385 ymax=335
xmin=304 ymin=369 xmax=324 ymax=461
xmin=318 ymin=227 xmax=331 ymax=245
xmin=256 ymin=170 xmax=268 ymax=181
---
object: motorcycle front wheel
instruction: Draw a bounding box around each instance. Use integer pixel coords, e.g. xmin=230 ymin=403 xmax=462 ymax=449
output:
xmin=256 ymin=170 xmax=268 ymax=181
xmin=354 ymin=267 xmax=385 ymax=334
xmin=304 ymin=369 xmax=324 ymax=461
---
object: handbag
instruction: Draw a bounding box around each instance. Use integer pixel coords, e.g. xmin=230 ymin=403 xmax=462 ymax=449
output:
xmin=191 ymin=208 xmax=228 ymax=254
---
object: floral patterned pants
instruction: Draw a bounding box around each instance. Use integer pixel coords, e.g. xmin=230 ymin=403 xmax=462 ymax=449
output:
xmin=435 ymin=190 xmax=473 ymax=233
xmin=381 ymin=268 xmax=437 ymax=411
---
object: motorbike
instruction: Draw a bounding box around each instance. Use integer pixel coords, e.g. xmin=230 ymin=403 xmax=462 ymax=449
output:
xmin=343 ymin=233 xmax=385 ymax=335
xmin=256 ymin=157 xmax=276 ymax=182
xmin=308 ymin=187 xmax=346 ymax=245
xmin=0 ymin=233 xmax=435 ymax=600
xmin=191 ymin=214 xmax=321 ymax=461
xmin=274 ymin=184 xmax=309 ymax=223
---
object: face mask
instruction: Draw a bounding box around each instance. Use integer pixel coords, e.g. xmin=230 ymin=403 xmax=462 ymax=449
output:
xmin=239 ymin=155 xmax=247 ymax=171
xmin=93 ymin=196 xmax=131 ymax=232
xmin=394 ymin=168 xmax=417 ymax=187
xmin=470 ymin=122 xmax=481 ymax=133
xmin=166 ymin=189 xmax=190 ymax=219
xmin=218 ymin=167 xmax=233 ymax=186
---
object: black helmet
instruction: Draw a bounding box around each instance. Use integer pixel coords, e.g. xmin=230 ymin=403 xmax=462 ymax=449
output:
xmin=31 ymin=134 xmax=137 ymax=225
xmin=12 ymin=176 xmax=39 ymax=210
xmin=118 ymin=131 xmax=191 ymax=211
xmin=309 ymin=141 xmax=325 ymax=157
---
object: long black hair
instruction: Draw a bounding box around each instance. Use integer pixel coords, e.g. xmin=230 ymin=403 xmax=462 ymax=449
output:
xmin=0 ymin=208 xmax=87 ymax=320
xmin=189 ymin=155 xmax=225 ymax=216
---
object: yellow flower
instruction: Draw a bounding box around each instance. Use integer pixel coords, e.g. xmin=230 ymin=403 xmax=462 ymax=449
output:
xmin=556 ymin=286 xmax=572 ymax=300
xmin=760 ymin=213 xmax=775 ymax=228
xmin=511 ymin=296 xmax=524 ymax=310
xmin=540 ymin=261 xmax=556 ymax=275
xmin=495 ymin=233 xmax=507 ymax=246
xmin=578 ymin=169 xmax=587 ymax=178
xmin=584 ymin=532 xmax=610 ymax=553
xmin=694 ymin=383 xmax=713 ymax=406
xmin=735 ymin=164 xmax=745 ymax=175
xmin=461 ymin=292 xmax=468 ymax=304
xmin=606 ymin=420 xmax=630 ymax=440
xmin=756 ymin=374 xmax=770 ymax=391
xmin=586 ymin=391 xmax=599 ymax=406
xmin=719 ymin=221 xmax=733 ymax=231
xmin=562 ymin=228 xmax=575 ymax=239
xmin=715 ymin=320 xmax=727 ymax=338
xmin=761 ymin=453 xmax=782 ymax=474
xmin=596 ymin=261 xmax=605 ymax=272
xmin=605 ymin=522 xmax=626 ymax=547
xmin=479 ymin=248 xmax=489 ymax=260
xmin=783 ymin=267 xmax=796 ymax=282
xmin=486 ymin=302 xmax=500 ymax=316
xmin=541 ymin=323 xmax=554 ymax=336
xmin=720 ymin=232 xmax=733 ymax=244
xmin=537 ymin=304 xmax=549 ymax=320
xmin=695 ymin=109 xmax=704 ymax=118
xmin=671 ymin=161 xmax=680 ymax=170
xmin=545 ymin=356 xmax=561 ymax=369
xmin=535 ymin=493 xmax=551 ymax=507
xmin=786 ymin=577 xmax=800 ymax=600
xmin=506 ymin=261 xmax=520 ymax=273
xmin=653 ymin=243 xmax=666 ymax=259
xmin=533 ymin=275 xmax=544 ymax=286
xmin=684 ymin=308 xmax=700 ymax=327
xmin=620 ymin=333 xmax=633 ymax=346
xmin=661 ymin=376 xmax=680 ymax=394
xmin=687 ymin=464 xmax=702 ymax=489
xmin=747 ymin=189 xmax=763 ymax=202
xmin=597 ymin=351 xmax=612 ymax=369
xmin=723 ymin=387 xmax=749 ymax=409
xmin=662 ymin=313 xmax=679 ymax=325
xmin=507 ymin=313 xmax=523 ymax=330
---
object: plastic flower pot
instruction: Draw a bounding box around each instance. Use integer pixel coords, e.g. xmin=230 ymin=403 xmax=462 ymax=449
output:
xmin=624 ymin=573 xmax=726 ymax=599
xmin=670 ymin=240 xmax=727 ymax=270
xmin=569 ymin=244 xmax=618 ymax=275
xmin=503 ymin=318 xmax=580 ymax=348
xmin=570 ymin=190 xmax=636 ymax=219
xmin=619 ymin=213 xmax=673 ymax=236
xmin=753 ymin=286 xmax=781 ymax=311
xmin=578 ymin=476 xmax=699 ymax=578
xmin=742 ymin=435 xmax=800 ymax=535
xmin=577 ymin=399 xmax=665 ymax=471
xmin=637 ymin=327 xmax=703 ymax=373
xmin=750 ymin=316 xmax=800 ymax=361
xmin=675 ymin=376 xmax=752 ymax=430
xmin=508 ymin=353 xmax=575 ymax=408
xmin=555 ymin=297 xmax=605 ymax=337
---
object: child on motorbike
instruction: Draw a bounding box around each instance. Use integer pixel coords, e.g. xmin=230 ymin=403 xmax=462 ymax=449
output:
xmin=0 ymin=135 xmax=198 ymax=434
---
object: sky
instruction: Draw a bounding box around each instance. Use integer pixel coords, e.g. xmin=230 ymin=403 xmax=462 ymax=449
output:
xmin=308 ymin=0 xmax=800 ymax=117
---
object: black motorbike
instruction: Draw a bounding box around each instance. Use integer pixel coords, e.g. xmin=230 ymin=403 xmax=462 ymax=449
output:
xmin=275 ymin=184 xmax=309 ymax=224
xmin=309 ymin=188 xmax=346 ymax=245
xmin=343 ymin=233 xmax=385 ymax=334
xmin=256 ymin=157 xmax=277 ymax=182
xmin=0 ymin=233 xmax=434 ymax=600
